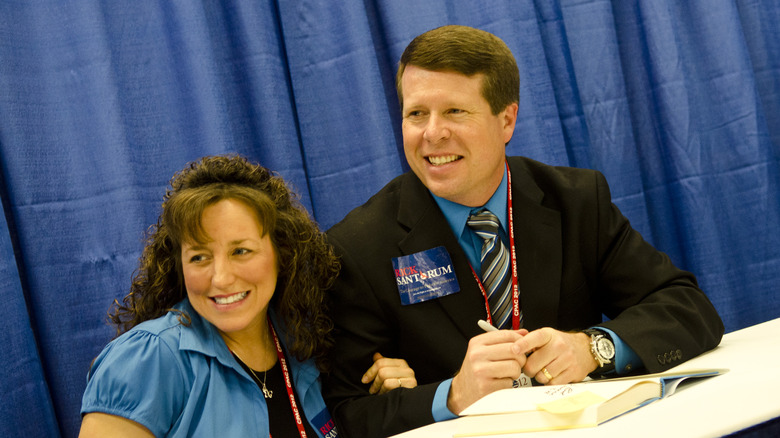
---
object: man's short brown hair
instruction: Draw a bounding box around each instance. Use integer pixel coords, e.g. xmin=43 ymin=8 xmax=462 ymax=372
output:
xmin=396 ymin=25 xmax=520 ymax=115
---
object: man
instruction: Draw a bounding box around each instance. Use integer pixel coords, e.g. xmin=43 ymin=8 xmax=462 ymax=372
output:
xmin=322 ymin=25 xmax=723 ymax=438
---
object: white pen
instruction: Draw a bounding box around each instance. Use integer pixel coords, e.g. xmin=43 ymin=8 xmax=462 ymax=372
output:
xmin=478 ymin=319 xmax=497 ymax=332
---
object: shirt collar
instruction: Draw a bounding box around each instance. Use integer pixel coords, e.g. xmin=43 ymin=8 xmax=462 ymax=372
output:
xmin=175 ymin=298 xmax=318 ymax=384
xmin=176 ymin=298 xmax=230 ymax=360
xmin=432 ymin=166 xmax=509 ymax=239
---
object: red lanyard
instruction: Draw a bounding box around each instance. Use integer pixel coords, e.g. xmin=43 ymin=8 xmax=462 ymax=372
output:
xmin=469 ymin=161 xmax=521 ymax=330
xmin=268 ymin=317 xmax=308 ymax=438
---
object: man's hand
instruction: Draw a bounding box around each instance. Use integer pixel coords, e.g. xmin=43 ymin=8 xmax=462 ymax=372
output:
xmin=362 ymin=352 xmax=418 ymax=395
xmin=513 ymin=328 xmax=596 ymax=385
xmin=447 ymin=329 xmax=529 ymax=414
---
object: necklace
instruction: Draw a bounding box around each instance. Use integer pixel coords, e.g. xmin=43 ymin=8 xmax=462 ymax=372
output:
xmin=233 ymin=351 xmax=273 ymax=399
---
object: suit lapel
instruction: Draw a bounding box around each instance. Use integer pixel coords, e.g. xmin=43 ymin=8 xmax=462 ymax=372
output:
xmin=396 ymin=174 xmax=487 ymax=340
xmin=507 ymin=159 xmax=562 ymax=330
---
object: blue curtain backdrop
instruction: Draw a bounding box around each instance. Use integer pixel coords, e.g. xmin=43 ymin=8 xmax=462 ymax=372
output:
xmin=1 ymin=1 xmax=778 ymax=436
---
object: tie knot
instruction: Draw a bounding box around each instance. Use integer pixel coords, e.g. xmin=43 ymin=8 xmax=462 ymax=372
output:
xmin=467 ymin=209 xmax=500 ymax=237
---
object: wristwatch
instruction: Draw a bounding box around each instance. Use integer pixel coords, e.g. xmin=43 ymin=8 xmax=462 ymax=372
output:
xmin=583 ymin=328 xmax=615 ymax=375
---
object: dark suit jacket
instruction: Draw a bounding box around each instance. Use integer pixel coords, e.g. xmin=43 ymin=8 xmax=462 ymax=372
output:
xmin=322 ymin=156 xmax=724 ymax=438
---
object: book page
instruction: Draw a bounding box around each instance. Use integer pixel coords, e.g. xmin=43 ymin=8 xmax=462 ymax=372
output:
xmin=461 ymin=378 xmax=659 ymax=416
xmin=460 ymin=368 xmax=726 ymax=417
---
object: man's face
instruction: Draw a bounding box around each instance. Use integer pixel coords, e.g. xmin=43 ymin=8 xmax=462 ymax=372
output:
xmin=400 ymin=65 xmax=517 ymax=207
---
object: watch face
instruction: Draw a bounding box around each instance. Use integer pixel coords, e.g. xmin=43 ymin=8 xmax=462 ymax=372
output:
xmin=596 ymin=338 xmax=615 ymax=360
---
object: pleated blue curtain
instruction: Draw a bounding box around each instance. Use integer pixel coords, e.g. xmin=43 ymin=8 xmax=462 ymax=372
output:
xmin=0 ymin=204 xmax=60 ymax=437
xmin=0 ymin=1 xmax=778 ymax=437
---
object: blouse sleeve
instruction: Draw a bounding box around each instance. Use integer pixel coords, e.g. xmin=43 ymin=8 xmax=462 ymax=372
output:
xmin=81 ymin=329 xmax=187 ymax=437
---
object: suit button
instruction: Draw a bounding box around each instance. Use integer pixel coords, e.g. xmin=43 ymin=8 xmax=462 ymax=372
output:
xmin=676 ymin=349 xmax=682 ymax=360
xmin=657 ymin=355 xmax=666 ymax=365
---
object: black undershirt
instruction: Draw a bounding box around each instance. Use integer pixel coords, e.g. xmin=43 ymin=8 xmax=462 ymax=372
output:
xmin=237 ymin=358 xmax=318 ymax=438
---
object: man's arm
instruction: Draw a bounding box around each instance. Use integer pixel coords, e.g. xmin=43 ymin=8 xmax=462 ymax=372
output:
xmin=321 ymin=238 xmax=441 ymax=437
xmin=322 ymin=232 xmax=529 ymax=436
xmin=501 ymin=164 xmax=722 ymax=385
xmin=580 ymin=170 xmax=724 ymax=372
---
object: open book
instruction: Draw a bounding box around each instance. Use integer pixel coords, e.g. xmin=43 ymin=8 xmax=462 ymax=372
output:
xmin=453 ymin=369 xmax=726 ymax=436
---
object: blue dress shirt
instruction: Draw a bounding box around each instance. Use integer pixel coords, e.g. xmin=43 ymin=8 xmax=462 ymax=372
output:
xmin=81 ymin=299 xmax=336 ymax=437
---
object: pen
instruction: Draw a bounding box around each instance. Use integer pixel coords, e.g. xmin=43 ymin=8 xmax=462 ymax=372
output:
xmin=478 ymin=319 xmax=497 ymax=332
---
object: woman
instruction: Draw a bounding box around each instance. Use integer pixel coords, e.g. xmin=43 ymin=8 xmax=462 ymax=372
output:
xmin=80 ymin=155 xmax=416 ymax=437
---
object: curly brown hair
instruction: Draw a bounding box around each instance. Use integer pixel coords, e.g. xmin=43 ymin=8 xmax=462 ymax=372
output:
xmin=109 ymin=155 xmax=339 ymax=366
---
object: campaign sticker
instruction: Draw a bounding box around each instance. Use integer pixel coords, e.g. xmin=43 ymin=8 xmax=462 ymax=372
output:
xmin=393 ymin=246 xmax=460 ymax=305
xmin=311 ymin=408 xmax=338 ymax=438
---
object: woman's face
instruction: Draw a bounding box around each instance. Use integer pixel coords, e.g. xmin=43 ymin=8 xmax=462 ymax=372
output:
xmin=180 ymin=198 xmax=279 ymax=340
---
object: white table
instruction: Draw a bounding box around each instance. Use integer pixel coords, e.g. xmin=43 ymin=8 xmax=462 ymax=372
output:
xmin=392 ymin=317 xmax=780 ymax=438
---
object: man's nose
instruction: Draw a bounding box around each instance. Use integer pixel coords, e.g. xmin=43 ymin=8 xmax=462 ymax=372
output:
xmin=423 ymin=114 xmax=451 ymax=143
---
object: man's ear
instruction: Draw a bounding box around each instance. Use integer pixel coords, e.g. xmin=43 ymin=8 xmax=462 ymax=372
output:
xmin=501 ymin=102 xmax=519 ymax=144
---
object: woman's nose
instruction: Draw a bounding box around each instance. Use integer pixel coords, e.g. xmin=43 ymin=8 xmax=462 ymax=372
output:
xmin=211 ymin=257 xmax=235 ymax=288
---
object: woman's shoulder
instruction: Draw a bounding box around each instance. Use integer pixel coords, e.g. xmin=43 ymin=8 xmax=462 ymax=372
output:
xmin=129 ymin=309 xmax=189 ymax=338
xmin=82 ymin=312 xmax=193 ymax=437
xmin=90 ymin=309 xmax=195 ymax=380
xmin=99 ymin=311 xmax=182 ymax=354
xmin=97 ymin=301 xmax=235 ymax=381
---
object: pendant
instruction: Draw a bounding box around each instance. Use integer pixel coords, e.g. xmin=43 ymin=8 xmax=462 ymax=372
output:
xmin=262 ymin=385 xmax=273 ymax=399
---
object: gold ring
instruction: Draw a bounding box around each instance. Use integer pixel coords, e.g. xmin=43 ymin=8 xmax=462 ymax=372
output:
xmin=542 ymin=368 xmax=553 ymax=380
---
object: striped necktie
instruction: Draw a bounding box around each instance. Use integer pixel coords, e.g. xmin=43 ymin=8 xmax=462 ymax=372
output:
xmin=467 ymin=209 xmax=516 ymax=329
